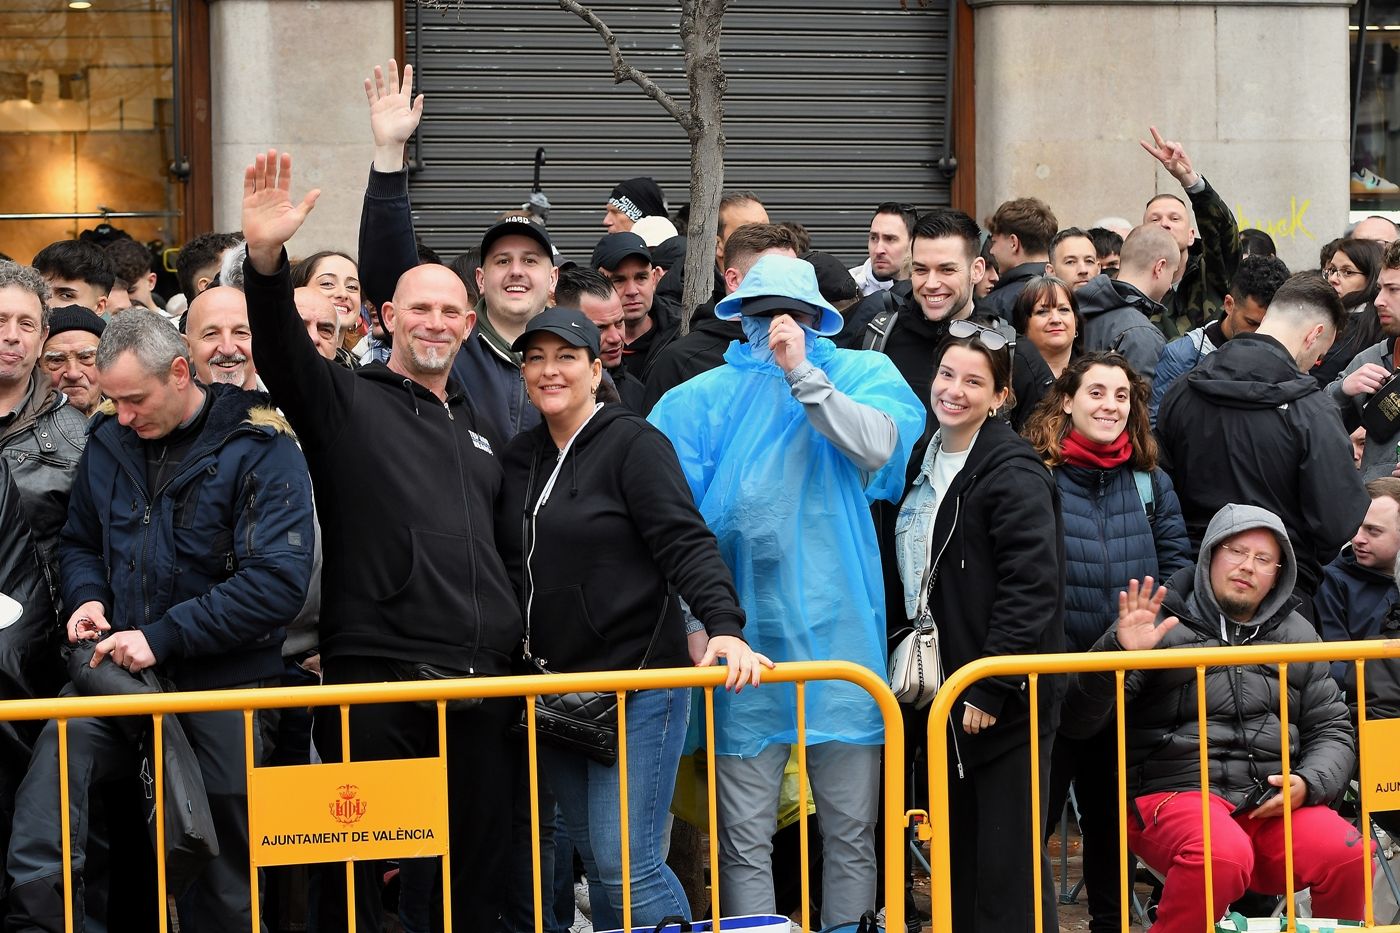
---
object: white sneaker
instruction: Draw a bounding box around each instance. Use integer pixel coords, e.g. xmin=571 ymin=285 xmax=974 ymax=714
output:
xmin=1352 ymin=167 xmax=1400 ymax=194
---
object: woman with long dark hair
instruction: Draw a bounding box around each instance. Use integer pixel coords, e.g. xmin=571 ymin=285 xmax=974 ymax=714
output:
xmin=1314 ymin=237 xmax=1383 ymax=384
xmin=892 ymin=321 xmax=1064 ymax=933
xmin=291 ymin=250 xmax=364 ymax=365
xmin=1023 ymin=351 xmax=1192 ymax=933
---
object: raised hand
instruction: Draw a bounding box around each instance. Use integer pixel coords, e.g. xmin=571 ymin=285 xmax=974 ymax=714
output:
xmin=767 ymin=314 xmax=808 ymax=374
xmin=1140 ymin=126 xmax=1200 ymax=189
xmin=366 ymin=58 xmax=424 ymax=172
xmin=242 ymin=149 xmax=320 ymax=275
xmin=1114 ymin=576 xmax=1179 ymax=651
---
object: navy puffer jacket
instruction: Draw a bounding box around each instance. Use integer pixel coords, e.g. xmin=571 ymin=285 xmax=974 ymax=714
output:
xmin=1056 ymin=463 xmax=1192 ymax=651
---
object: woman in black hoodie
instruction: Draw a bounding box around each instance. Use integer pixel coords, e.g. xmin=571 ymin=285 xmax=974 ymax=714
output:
xmin=497 ymin=307 xmax=768 ymax=931
xmin=891 ymin=322 xmax=1065 ymax=933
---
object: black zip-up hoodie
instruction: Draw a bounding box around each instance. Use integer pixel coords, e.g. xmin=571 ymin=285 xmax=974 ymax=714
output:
xmin=244 ymin=254 xmax=521 ymax=674
xmin=496 ymin=404 xmax=744 ymax=673
xmin=900 ymin=418 xmax=1066 ymax=765
xmin=1156 ymin=332 xmax=1369 ymax=598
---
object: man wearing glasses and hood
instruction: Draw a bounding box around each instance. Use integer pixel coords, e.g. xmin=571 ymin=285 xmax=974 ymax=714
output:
xmin=1063 ymin=503 xmax=1364 ymax=933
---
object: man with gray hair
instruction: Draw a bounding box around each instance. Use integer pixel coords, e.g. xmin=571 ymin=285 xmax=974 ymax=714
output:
xmin=5 ymin=307 xmax=315 ymax=933
xmin=1157 ymin=272 xmax=1369 ymax=614
xmin=1074 ymin=224 xmax=1179 ymax=382
xmin=0 ymin=260 xmax=87 ymax=595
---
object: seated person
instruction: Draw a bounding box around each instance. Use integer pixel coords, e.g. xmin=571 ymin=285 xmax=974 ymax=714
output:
xmin=1317 ymin=478 xmax=1400 ymax=686
xmin=1064 ymin=503 xmax=1365 ymax=933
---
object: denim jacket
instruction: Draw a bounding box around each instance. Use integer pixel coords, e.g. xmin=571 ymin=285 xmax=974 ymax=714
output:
xmin=894 ymin=429 xmax=947 ymax=621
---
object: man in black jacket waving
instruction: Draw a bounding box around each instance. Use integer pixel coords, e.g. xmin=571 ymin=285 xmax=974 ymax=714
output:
xmin=240 ymin=149 xmax=522 ymax=933
xmin=1064 ymin=504 xmax=1364 ymax=933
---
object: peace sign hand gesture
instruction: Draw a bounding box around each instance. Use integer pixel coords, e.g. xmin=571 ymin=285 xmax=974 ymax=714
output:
xmin=1140 ymin=126 xmax=1201 ymax=190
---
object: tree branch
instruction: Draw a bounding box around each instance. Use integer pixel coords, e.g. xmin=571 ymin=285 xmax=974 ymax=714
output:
xmin=558 ymin=0 xmax=690 ymax=128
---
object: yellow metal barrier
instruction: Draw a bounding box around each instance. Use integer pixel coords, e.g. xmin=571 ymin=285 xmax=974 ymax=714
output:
xmin=0 ymin=660 xmax=906 ymax=933
xmin=925 ymin=639 xmax=1400 ymax=933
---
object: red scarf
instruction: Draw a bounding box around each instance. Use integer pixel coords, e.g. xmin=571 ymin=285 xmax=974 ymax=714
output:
xmin=1060 ymin=428 xmax=1133 ymax=469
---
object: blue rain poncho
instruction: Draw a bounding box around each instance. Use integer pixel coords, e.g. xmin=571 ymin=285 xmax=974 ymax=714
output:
xmin=649 ymin=336 xmax=925 ymax=757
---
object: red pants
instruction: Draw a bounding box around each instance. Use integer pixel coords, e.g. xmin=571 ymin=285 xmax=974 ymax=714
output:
xmin=1128 ymin=791 xmax=1369 ymax=933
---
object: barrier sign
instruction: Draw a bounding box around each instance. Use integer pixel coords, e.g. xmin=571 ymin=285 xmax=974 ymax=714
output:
xmin=1361 ymin=717 xmax=1400 ymax=813
xmin=248 ymin=757 xmax=448 ymax=866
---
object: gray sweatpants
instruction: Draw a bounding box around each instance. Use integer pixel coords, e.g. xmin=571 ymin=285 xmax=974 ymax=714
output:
xmin=714 ymin=741 xmax=879 ymax=926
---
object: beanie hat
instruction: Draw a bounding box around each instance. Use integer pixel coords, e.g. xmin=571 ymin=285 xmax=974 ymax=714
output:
xmin=607 ymin=177 xmax=667 ymax=223
xmin=47 ymin=304 xmax=106 ymax=339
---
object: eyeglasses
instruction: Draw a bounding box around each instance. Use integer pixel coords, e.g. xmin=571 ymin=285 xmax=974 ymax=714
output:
xmin=1217 ymin=543 xmax=1281 ymax=577
xmin=40 ymin=348 xmax=97 ymax=371
xmin=1324 ymin=265 xmax=1364 ymax=280
xmin=948 ymin=317 xmax=1008 ymax=350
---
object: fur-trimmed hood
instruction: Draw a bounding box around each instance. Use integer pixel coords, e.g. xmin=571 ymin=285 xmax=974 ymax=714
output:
xmin=94 ymin=388 xmax=295 ymax=440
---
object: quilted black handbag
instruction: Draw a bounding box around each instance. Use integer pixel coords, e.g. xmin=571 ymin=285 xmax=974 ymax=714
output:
xmin=520 ymin=597 xmax=669 ymax=767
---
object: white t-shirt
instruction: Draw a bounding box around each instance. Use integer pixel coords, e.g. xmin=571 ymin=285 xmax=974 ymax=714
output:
xmin=929 ymin=441 xmax=972 ymax=507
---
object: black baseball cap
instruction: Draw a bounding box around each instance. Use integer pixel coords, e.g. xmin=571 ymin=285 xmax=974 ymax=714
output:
xmin=509 ymin=306 xmax=602 ymax=358
xmin=480 ymin=217 xmax=555 ymax=261
xmin=590 ymin=232 xmax=652 ymax=273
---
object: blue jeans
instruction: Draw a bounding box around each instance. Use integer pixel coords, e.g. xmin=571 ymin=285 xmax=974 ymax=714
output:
xmin=541 ymin=688 xmax=691 ymax=931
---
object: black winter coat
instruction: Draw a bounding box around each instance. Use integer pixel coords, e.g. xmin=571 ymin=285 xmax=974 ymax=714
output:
xmin=1064 ymin=569 xmax=1356 ymax=809
xmin=640 ymin=303 xmax=742 ymax=414
xmin=1349 ymin=600 xmax=1400 ymax=722
xmin=909 ymin=419 xmax=1066 ymax=764
xmin=1156 ymin=333 xmax=1369 ymax=597
xmin=496 ymin=405 xmax=744 ymax=672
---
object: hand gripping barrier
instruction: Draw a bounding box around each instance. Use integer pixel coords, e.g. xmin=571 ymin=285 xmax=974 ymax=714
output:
xmin=0 ymin=660 xmax=907 ymax=933
xmin=921 ymin=639 xmax=1400 ymax=933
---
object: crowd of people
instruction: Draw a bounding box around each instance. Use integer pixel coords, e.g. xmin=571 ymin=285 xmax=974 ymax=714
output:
xmin=2 ymin=55 xmax=1400 ymax=933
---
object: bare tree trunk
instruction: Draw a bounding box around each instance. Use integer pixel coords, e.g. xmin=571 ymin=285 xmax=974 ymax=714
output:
xmin=678 ymin=0 xmax=729 ymax=335
xmin=559 ymin=0 xmax=728 ymax=336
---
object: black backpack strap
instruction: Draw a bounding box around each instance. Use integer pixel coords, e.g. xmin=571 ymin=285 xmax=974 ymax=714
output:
xmin=862 ymin=290 xmax=900 ymax=352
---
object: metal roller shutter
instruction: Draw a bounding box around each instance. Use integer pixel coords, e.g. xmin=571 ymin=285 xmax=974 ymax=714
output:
xmin=405 ymin=0 xmax=951 ymax=267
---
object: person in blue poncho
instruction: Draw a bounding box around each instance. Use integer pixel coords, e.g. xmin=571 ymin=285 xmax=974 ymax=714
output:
xmin=649 ymin=254 xmax=926 ymax=927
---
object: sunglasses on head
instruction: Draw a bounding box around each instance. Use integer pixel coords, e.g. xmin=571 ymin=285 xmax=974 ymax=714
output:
xmin=948 ymin=317 xmax=1008 ymax=351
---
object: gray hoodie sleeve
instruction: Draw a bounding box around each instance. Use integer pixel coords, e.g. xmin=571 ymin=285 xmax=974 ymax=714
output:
xmin=1325 ymin=340 xmax=1386 ymax=426
xmin=1117 ymin=323 xmax=1166 ymax=385
xmin=785 ymin=360 xmax=898 ymax=472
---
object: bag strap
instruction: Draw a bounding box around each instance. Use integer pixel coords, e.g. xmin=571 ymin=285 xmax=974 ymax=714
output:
xmin=861 ymin=290 xmax=899 ymax=352
xmin=1133 ymin=469 xmax=1156 ymax=523
xmin=637 ymin=594 xmax=671 ymax=669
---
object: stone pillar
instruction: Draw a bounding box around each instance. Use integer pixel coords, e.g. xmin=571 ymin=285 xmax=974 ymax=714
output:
xmin=209 ymin=0 xmax=394 ymax=256
xmin=969 ymin=0 xmax=1351 ymax=272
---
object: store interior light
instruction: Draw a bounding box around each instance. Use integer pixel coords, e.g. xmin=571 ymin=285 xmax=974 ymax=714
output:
xmin=68 ymin=0 xmax=93 ymax=9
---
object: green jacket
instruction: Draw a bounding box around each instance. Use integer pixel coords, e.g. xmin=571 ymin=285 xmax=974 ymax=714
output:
xmin=1162 ymin=176 xmax=1241 ymax=334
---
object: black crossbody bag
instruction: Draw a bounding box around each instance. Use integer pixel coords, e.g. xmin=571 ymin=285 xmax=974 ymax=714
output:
xmin=518 ymin=598 xmax=668 ymax=766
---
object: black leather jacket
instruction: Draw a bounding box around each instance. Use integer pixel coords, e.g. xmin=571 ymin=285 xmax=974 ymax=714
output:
xmin=0 ymin=372 xmax=88 ymax=597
